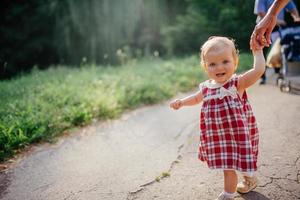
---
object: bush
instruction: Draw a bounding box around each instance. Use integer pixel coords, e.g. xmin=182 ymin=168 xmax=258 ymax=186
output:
xmin=0 ymin=56 xmax=203 ymax=161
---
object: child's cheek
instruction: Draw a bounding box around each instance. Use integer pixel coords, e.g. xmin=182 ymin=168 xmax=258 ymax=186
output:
xmin=207 ymin=67 xmax=214 ymax=73
xmin=225 ymin=65 xmax=235 ymax=72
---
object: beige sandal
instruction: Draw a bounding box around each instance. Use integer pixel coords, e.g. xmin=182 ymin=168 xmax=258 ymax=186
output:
xmin=237 ymin=176 xmax=258 ymax=194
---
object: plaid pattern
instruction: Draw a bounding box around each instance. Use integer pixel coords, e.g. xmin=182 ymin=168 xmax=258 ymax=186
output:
xmin=198 ymin=76 xmax=259 ymax=172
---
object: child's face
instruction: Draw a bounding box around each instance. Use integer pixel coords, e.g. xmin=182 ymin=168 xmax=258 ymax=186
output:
xmin=203 ymin=47 xmax=237 ymax=84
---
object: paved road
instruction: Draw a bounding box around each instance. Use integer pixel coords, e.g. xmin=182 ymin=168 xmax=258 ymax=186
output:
xmin=1 ymin=76 xmax=300 ymax=200
xmin=128 ymin=82 xmax=300 ymax=200
xmin=0 ymin=92 xmax=200 ymax=200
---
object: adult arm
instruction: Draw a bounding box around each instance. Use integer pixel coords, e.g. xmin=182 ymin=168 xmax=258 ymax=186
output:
xmin=251 ymin=0 xmax=290 ymax=49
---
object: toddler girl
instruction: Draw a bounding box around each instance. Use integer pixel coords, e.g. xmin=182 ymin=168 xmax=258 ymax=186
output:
xmin=170 ymin=36 xmax=265 ymax=200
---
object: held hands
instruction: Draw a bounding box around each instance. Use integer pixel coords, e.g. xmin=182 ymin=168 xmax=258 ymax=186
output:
xmin=250 ymin=14 xmax=277 ymax=50
xmin=250 ymin=32 xmax=267 ymax=51
xmin=170 ymin=99 xmax=183 ymax=110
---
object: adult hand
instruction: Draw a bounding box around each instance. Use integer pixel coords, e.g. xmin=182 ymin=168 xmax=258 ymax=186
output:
xmin=252 ymin=13 xmax=277 ymax=47
xmin=250 ymin=34 xmax=265 ymax=51
xmin=250 ymin=33 xmax=261 ymax=51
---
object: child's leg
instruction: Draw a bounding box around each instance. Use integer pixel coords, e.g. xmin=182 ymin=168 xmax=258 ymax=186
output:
xmin=223 ymin=170 xmax=237 ymax=193
xmin=216 ymin=170 xmax=236 ymax=199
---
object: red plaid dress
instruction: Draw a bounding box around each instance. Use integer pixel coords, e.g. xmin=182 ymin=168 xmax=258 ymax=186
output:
xmin=198 ymin=75 xmax=259 ymax=172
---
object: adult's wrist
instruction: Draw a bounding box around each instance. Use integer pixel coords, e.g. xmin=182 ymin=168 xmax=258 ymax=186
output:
xmin=268 ymin=0 xmax=286 ymax=16
xmin=267 ymin=9 xmax=278 ymax=17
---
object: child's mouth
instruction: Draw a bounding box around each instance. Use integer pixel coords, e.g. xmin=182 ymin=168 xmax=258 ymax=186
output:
xmin=216 ymin=73 xmax=226 ymax=77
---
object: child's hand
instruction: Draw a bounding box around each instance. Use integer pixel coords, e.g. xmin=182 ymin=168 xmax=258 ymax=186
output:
xmin=260 ymin=36 xmax=268 ymax=48
xmin=250 ymin=34 xmax=267 ymax=51
xmin=170 ymin=99 xmax=183 ymax=110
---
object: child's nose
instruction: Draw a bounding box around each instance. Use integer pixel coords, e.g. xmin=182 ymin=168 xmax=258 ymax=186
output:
xmin=216 ymin=64 xmax=224 ymax=69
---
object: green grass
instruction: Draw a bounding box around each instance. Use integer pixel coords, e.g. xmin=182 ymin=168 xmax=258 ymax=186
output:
xmin=238 ymin=52 xmax=253 ymax=73
xmin=0 ymin=54 xmax=252 ymax=161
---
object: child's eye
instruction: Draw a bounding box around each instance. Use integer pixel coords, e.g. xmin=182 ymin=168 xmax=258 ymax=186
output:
xmin=223 ymin=60 xmax=229 ymax=64
xmin=209 ymin=63 xmax=216 ymax=67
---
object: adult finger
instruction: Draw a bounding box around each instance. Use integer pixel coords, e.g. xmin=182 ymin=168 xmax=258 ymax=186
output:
xmin=265 ymin=29 xmax=272 ymax=46
xmin=255 ymin=31 xmax=263 ymax=46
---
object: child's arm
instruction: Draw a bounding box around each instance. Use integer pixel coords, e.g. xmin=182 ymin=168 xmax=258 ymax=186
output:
xmin=238 ymin=49 xmax=265 ymax=91
xmin=170 ymin=91 xmax=203 ymax=110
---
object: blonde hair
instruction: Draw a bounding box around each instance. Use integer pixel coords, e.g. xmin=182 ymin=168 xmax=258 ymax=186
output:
xmin=200 ymin=36 xmax=239 ymax=67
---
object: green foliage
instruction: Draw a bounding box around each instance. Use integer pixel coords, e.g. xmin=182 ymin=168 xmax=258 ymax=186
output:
xmin=0 ymin=0 xmax=58 ymax=78
xmin=0 ymin=56 xmax=207 ymax=161
xmin=161 ymin=6 xmax=210 ymax=56
xmin=1 ymin=0 xmax=183 ymax=79
xmin=1 ymin=0 xmax=258 ymax=79
xmin=237 ymin=52 xmax=253 ymax=73
xmin=161 ymin=0 xmax=256 ymax=55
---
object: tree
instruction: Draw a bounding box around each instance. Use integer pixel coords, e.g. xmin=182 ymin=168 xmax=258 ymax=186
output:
xmin=161 ymin=0 xmax=256 ymax=55
xmin=0 ymin=0 xmax=257 ymax=79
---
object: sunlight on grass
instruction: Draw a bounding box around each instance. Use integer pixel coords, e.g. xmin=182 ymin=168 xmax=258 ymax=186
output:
xmin=0 ymin=54 xmax=252 ymax=161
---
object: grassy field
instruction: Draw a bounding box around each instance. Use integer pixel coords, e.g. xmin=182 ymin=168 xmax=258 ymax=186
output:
xmin=0 ymin=54 xmax=252 ymax=161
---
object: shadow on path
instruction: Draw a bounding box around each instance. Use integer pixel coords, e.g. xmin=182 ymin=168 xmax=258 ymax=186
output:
xmin=239 ymin=191 xmax=271 ymax=200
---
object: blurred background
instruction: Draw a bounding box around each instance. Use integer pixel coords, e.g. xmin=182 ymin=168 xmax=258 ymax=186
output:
xmin=0 ymin=0 xmax=299 ymax=162
xmin=4 ymin=0 xmax=299 ymax=79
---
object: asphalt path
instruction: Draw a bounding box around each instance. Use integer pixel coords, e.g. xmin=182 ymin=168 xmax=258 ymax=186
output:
xmin=1 ymin=73 xmax=300 ymax=200
xmin=0 ymin=92 xmax=200 ymax=200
